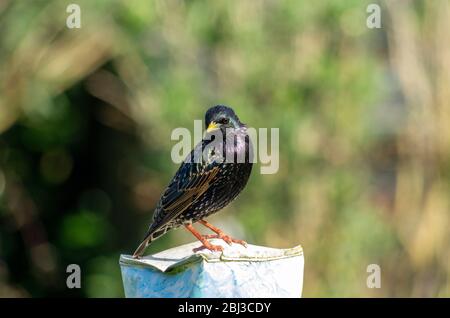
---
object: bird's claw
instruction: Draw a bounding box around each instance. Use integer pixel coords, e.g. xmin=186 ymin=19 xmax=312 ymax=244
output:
xmin=201 ymin=234 xmax=247 ymax=247
xmin=193 ymin=242 xmax=224 ymax=253
xmin=208 ymin=244 xmax=224 ymax=252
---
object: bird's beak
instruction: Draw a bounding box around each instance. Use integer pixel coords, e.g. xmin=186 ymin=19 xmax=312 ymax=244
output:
xmin=206 ymin=121 xmax=219 ymax=133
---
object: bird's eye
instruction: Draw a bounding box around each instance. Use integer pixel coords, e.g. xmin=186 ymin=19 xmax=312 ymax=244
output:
xmin=220 ymin=118 xmax=229 ymax=125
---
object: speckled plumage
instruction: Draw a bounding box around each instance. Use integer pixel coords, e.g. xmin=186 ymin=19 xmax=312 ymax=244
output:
xmin=133 ymin=105 xmax=252 ymax=257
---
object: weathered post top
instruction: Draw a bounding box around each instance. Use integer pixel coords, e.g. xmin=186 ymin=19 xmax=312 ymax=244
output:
xmin=120 ymin=240 xmax=304 ymax=298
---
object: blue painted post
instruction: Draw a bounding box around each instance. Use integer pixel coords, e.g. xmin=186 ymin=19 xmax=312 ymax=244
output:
xmin=120 ymin=240 xmax=304 ymax=298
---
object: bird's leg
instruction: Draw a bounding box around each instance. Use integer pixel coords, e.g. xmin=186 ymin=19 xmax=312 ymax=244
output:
xmin=184 ymin=224 xmax=223 ymax=252
xmin=198 ymin=220 xmax=247 ymax=247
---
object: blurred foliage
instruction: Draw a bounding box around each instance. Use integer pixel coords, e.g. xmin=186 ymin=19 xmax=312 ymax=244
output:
xmin=0 ymin=0 xmax=449 ymax=297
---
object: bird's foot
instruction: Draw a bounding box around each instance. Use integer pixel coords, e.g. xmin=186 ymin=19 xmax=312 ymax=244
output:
xmin=198 ymin=220 xmax=248 ymax=247
xmin=193 ymin=240 xmax=224 ymax=253
xmin=185 ymin=224 xmax=224 ymax=253
xmin=201 ymin=234 xmax=248 ymax=247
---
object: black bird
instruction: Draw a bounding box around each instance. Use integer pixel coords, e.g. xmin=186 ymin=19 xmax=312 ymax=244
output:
xmin=133 ymin=105 xmax=253 ymax=258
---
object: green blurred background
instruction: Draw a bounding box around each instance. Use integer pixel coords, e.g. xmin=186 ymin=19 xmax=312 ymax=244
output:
xmin=0 ymin=0 xmax=449 ymax=297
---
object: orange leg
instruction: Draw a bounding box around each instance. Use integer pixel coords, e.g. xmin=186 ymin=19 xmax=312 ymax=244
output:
xmin=184 ymin=224 xmax=223 ymax=252
xmin=198 ymin=220 xmax=247 ymax=247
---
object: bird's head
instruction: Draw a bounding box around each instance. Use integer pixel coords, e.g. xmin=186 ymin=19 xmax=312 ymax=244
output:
xmin=205 ymin=105 xmax=244 ymax=133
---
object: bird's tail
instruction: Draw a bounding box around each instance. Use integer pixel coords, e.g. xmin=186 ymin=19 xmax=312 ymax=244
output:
xmin=132 ymin=236 xmax=152 ymax=259
xmin=132 ymin=227 xmax=166 ymax=258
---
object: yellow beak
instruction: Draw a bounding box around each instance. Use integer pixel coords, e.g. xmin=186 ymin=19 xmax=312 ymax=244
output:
xmin=206 ymin=121 xmax=219 ymax=132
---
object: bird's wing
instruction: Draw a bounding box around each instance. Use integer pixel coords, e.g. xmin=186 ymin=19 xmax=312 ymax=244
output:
xmin=150 ymin=146 xmax=220 ymax=232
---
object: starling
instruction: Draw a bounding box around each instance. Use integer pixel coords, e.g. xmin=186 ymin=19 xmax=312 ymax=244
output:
xmin=133 ymin=105 xmax=253 ymax=258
